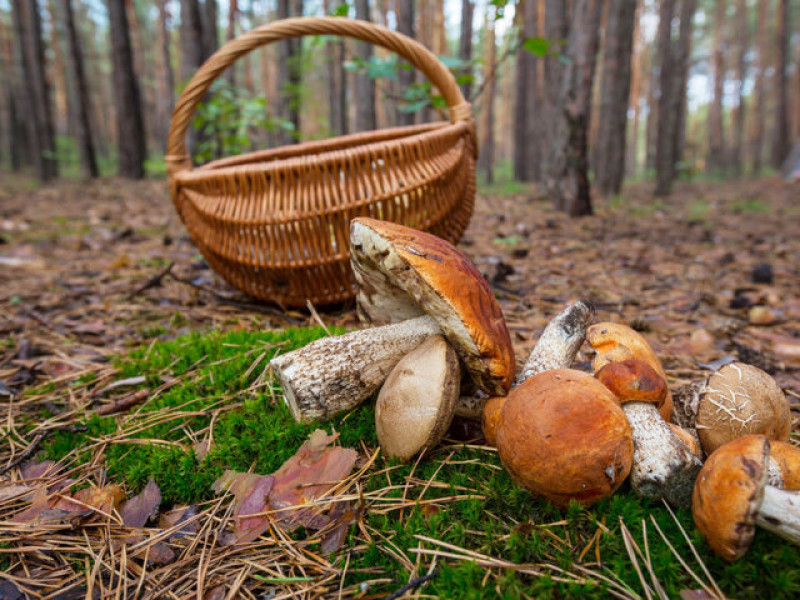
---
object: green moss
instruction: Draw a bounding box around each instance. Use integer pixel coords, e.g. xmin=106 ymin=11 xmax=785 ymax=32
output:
xmin=40 ymin=327 xmax=800 ymax=598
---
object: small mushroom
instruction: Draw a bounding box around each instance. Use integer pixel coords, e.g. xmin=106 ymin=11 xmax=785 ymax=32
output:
xmin=668 ymin=423 xmax=702 ymax=456
xmin=768 ymin=441 xmax=800 ymax=489
xmin=693 ymin=435 xmax=800 ymax=561
xmin=375 ymin=335 xmax=460 ymax=461
xmin=673 ymin=362 xmax=790 ymax=456
xmin=270 ymin=218 xmax=515 ymax=422
xmin=586 ymin=322 xmax=673 ymax=421
xmin=481 ymin=300 xmax=595 ymax=446
xmin=595 ymin=359 xmax=702 ymax=507
xmin=495 ymin=369 xmax=633 ymax=508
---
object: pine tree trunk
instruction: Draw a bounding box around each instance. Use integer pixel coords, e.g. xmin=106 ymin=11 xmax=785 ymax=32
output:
xmin=156 ymin=0 xmax=175 ymax=151
xmin=594 ymin=0 xmax=637 ymax=195
xmin=395 ymin=0 xmax=416 ymax=126
xmin=354 ymin=0 xmax=376 ymax=132
xmin=654 ymin=0 xmax=676 ymax=196
xmin=45 ymin=0 xmax=69 ymax=137
xmin=11 ymin=0 xmax=58 ymax=181
xmin=226 ymin=0 xmax=238 ymax=87
xmin=514 ymin=0 xmax=540 ymax=182
xmin=107 ymin=0 xmax=146 ymax=178
xmin=543 ymin=0 xmax=568 ymax=178
xmin=201 ymin=0 xmax=218 ymax=58
xmin=546 ymin=0 xmax=603 ymax=216
xmin=671 ymin=0 xmax=696 ymax=180
xmin=751 ymin=0 xmax=768 ymax=173
xmin=707 ymin=0 xmax=726 ymax=173
xmin=627 ymin=7 xmax=642 ymax=178
xmin=731 ymin=0 xmax=747 ymax=176
xmin=276 ymin=0 xmax=302 ymax=144
xmin=323 ymin=0 xmax=347 ymax=136
xmin=64 ymin=0 xmax=98 ymax=177
xmin=181 ymin=0 xmax=206 ymax=83
xmin=772 ymin=0 xmax=789 ymax=167
xmin=478 ymin=8 xmax=496 ymax=184
xmin=459 ymin=0 xmax=474 ymax=100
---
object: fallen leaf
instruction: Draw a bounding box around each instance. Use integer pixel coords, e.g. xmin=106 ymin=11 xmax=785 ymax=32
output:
xmin=20 ymin=460 xmax=59 ymax=480
xmin=12 ymin=483 xmax=127 ymax=524
xmin=193 ymin=438 xmax=212 ymax=460
xmin=680 ymin=590 xmax=716 ymax=600
xmin=319 ymin=501 xmax=359 ymax=555
xmin=120 ymin=479 xmax=161 ymax=527
xmin=233 ymin=475 xmax=275 ymax=544
xmin=0 ymin=580 xmax=24 ymax=600
xmin=158 ymin=504 xmax=199 ymax=538
xmin=0 ymin=484 xmax=34 ymax=502
xmin=202 ymin=585 xmax=226 ymax=600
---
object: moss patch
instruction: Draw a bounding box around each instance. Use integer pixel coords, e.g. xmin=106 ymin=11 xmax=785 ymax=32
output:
xmin=43 ymin=327 xmax=800 ymax=599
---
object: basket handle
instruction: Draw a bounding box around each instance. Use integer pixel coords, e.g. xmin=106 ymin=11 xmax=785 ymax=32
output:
xmin=166 ymin=16 xmax=472 ymax=176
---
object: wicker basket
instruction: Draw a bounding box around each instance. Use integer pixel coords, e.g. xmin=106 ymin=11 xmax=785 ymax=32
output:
xmin=166 ymin=17 xmax=477 ymax=307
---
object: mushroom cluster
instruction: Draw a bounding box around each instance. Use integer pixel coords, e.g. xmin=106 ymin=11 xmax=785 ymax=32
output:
xmin=268 ymin=219 xmax=796 ymax=559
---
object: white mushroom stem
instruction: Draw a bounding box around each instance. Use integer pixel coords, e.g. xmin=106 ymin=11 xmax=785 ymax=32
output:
xmin=623 ymin=403 xmax=703 ymax=507
xmin=270 ymin=315 xmax=440 ymax=422
xmin=767 ymin=457 xmax=786 ymax=488
xmin=754 ymin=486 xmax=800 ymax=544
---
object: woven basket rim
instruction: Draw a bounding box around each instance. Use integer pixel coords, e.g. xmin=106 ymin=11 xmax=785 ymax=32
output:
xmin=172 ymin=120 xmax=472 ymax=185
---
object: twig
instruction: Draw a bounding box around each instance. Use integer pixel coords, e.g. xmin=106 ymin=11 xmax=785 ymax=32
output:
xmin=0 ymin=432 xmax=46 ymax=475
xmin=127 ymin=262 xmax=174 ymax=299
xmin=95 ymin=389 xmax=149 ymax=416
xmin=383 ymin=567 xmax=438 ymax=600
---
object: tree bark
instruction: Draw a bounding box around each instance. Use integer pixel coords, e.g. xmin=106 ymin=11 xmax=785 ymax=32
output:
xmin=395 ymin=0 xmax=416 ymax=126
xmin=594 ymin=0 xmax=637 ymax=195
xmin=478 ymin=8 xmax=496 ymax=184
xmin=11 ymin=0 xmax=58 ymax=181
xmin=654 ymin=0 xmax=676 ymax=196
xmin=181 ymin=0 xmax=206 ymax=83
xmin=275 ymin=0 xmax=302 ymax=145
xmin=226 ymin=0 xmax=238 ymax=87
xmin=64 ymin=0 xmax=98 ymax=178
xmin=627 ymin=7 xmax=643 ymax=178
xmin=751 ymin=0 xmax=768 ymax=173
xmin=201 ymin=0 xmax=219 ymax=58
xmin=459 ymin=0 xmax=474 ymax=101
xmin=545 ymin=0 xmax=603 ymax=216
xmin=772 ymin=0 xmax=789 ymax=168
xmin=514 ymin=0 xmax=541 ymax=182
xmin=707 ymin=0 xmax=726 ymax=173
xmin=731 ymin=0 xmax=747 ymax=176
xmin=107 ymin=0 xmax=146 ymax=178
xmin=323 ymin=0 xmax=347 ymax=136
xmin=353 ymin=0 xmax=376 ymax=132
xmin=45 ymin=0 xmax=69 ymax=137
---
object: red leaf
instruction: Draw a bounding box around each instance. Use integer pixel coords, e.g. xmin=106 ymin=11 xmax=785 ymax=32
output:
xmin=120 ymin=479 xmax=161 ymax=527
xmin=158 ymin=504 xmax=199 ymax=538
xmin=234 ymin=475 xmax=275 ymax=544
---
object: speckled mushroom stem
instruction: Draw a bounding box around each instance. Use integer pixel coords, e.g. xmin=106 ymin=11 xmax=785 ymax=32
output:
xmin=623 ymin=403 xmax=703 ymax=507
xmin=754 ymin=486 xmax=800 ymax=544
xmin=270 ymin=315 xmax=440 ymax=422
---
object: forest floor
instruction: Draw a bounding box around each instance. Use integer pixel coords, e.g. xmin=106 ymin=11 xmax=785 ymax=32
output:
xmin=0 ymin=173 xmax=799 ymax=599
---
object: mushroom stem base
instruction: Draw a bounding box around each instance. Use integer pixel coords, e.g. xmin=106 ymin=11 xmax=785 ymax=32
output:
xmin=755 ymin=486 xmax=800 ymax=544
xmin=624 ymin=402 xmax=703 ymax=507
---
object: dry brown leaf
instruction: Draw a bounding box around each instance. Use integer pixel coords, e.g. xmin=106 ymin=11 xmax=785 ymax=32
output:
xmin=120 ymin=479 xmax=161 ymax=527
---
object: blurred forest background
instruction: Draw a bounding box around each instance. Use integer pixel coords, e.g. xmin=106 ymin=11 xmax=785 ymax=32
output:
xmin=1 ymin=0 xmax=799 ymax=215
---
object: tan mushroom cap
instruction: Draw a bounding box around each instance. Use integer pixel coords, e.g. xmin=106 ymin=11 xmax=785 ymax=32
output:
xmin=696 ymin=362 xmax=790 ymax=455
xmin=595 ymin=359 xmax=668 ymax=408
xmin=669 ymin=424 xmax=701 ymax=456
xmin=375 ymin=335 xmax=460 ymax=462
xmin=692 ymin=435 xmax=770 ymax=561
xmin=587 ymin=322 xmax=674 ymax=421
xmin=495 ymin=369 xmax=633 ymax=508
xmin=769 ymin=441 xmax=800 ymax=490
xmin=350 ymin=218 xmax=515 ymax=396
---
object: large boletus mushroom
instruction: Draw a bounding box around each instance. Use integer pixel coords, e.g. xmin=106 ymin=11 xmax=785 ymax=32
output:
xmin=482 ymin=300 xmax=596 ymax=446
xmin=495 ymin=369 xmax=633 ymax=508
xmin=674 ymin=362 xmax=790 ymax=457
xmin=693 ymin=435 xmax=800 ymax=561
xmin=375 ymin=335 xmax=460 ymax=461
xmin=270 ymin=218 xmax=514 ymax=422
xmin=595 ymin=359 xmax=702 ymax=507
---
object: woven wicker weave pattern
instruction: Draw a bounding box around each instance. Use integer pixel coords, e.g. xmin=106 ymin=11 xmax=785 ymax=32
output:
xmin=167 ymin=17 xmax=476 ymax=307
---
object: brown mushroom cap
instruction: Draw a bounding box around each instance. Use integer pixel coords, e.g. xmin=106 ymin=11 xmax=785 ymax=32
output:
xmin=481 ymin=396 xmax=506 ymax=447
xmin=769 ymin=441 xmax=800 ymax=490
xmin=375 ymin=335 xmax=460 ymax=461
xmin=595 ymin=359 xmax=668 ymax=407
xmin=350 ymin=218 xmax=515 ymax=396
xmin=669 ymin=424 xmax=701 ymax=456
xmin=692 ymin=435 xmax=770 ymax=561
xmin=495 ymin=369 xmax=633 ymax=508
xmin=696 ymin=362 xmax=790 ymax=455
xmin=587 ymin=323 xmax=674 ymax=421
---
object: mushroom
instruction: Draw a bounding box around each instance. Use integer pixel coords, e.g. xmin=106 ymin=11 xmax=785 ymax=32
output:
xmin=587 ymin=323 xmax=702 ymax=506
xmin=595 ymin=359 xmax=702 ymax=507
xmin=767 ymin=441 xmax=800 ymax=489
xmin=693 ymin=435 xmax=800 ymax=561
xmin=673 ymin=361 xmax=790 ymax=456
xmin=495 ymin=369 xmax=633 ymax=508
xmin=270 ymin=218 xmax=515 ymax=422
xmin=586 ymin=322 xmax=674 ymax=421
xmin=482 ymin=300 xmax=596 ymax=446
xmin=375 ymin=335 xmax=460 ymax=461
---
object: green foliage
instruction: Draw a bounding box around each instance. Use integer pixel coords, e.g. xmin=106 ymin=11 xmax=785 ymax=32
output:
xmin=40 ymin=326 xmax=800 ymax=598
xmin=522 ymin=36 xmax=551 ymax=57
